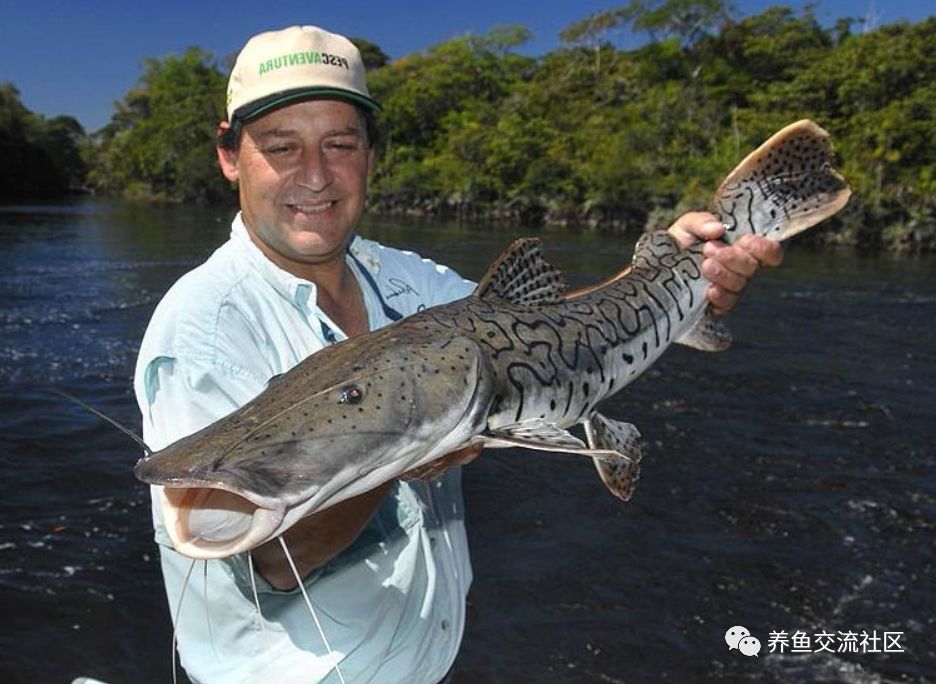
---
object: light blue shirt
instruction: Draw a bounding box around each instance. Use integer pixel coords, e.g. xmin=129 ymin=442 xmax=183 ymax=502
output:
xmin=134 ymin=213 xmax=476 ymax=684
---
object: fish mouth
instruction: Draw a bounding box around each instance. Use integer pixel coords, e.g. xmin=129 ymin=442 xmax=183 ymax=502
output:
xmin=156 ymin=483 xmax=285 ymax=560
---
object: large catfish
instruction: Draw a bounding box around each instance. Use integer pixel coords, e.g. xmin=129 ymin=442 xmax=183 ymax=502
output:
xmin=135 ymin=120 xmax=851 ymax=559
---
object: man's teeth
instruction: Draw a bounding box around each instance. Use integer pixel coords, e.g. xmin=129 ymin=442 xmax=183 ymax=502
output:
xmin=291 ymin=202 xmax=334 ymax=214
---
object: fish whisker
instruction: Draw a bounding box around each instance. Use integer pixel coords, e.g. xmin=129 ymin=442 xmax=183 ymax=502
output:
xmin=44 ymin=386 xmax=153 ymax=456
xmin=204 ymin=560 xmax=216 ymax=656
xmin=278 ymin=536 xmax=346 ymax=684
xmin=173 ymin=559 xmax=197 ymax=684
xmin=247 ymin=553 xmax=266 ymax=633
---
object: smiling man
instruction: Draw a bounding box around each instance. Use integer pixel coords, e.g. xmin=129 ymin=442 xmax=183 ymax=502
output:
xmin=134 ymin=25 xmax=782 ymax=684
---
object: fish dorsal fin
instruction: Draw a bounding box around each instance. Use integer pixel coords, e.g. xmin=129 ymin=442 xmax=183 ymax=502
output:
xmin=474 ymin=238 xmax=567 ymax=306
xmin=715 ymin=119 xmax=851 ymax=243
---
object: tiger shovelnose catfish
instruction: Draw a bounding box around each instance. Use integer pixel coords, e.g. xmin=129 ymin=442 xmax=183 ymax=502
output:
xmin=135 ymin=120 xmax=851 ymax=559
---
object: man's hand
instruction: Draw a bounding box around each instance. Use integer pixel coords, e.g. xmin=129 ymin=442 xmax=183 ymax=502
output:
xmin=401 ymin=443 xmax=483 ymax=482
xmin=668 ymin=211 xmax=784 ymax=315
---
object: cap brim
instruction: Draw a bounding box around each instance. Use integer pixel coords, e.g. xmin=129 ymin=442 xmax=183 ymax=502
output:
xmin=233 ymin=87 xmax=382 ymax=122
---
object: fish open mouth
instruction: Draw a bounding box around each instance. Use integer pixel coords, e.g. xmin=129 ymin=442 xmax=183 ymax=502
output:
xmin=158 ymin=485 xmax=285 ymax=559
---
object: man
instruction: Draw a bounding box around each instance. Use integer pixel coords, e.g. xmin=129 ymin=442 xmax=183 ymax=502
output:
xmin=134 ymin=25 xmax=782 ymax=684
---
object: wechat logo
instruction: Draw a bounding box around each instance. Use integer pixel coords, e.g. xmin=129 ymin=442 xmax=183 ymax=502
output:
xmin=726 ymin=625 xmax=761 ymax=657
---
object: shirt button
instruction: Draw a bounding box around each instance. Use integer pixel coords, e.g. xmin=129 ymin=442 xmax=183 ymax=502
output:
xmin=429 ymin=536 xmax=437 ymax=547
xmin=441 ymin=619 xmax=450 ymax=631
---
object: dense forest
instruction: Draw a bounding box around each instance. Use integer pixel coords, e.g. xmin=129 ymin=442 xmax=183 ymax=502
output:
xmin=0 ymin=84 xmax=87 ymax=199
xmin=2 ymin=2 xmax=934 ymax=251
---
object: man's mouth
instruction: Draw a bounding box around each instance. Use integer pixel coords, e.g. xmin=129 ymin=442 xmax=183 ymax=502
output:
xmin=287 ymin=201 xmax=335 ymax=215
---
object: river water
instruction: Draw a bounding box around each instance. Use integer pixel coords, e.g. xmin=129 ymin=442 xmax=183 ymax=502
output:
xmin=0 ymin=200 xmax=933 ymax=684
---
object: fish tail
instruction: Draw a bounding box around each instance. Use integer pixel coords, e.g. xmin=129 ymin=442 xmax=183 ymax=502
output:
xmin=714 ymin=120 xmax=851 ymax=244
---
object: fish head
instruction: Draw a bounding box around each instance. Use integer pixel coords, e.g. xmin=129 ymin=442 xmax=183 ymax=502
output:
xmin=134 ymin=328 xmax=493 ymax=559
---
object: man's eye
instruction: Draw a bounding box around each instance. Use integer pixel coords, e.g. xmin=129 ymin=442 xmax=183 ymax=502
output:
xmin=264 ymin=145 xmax=293 ymax=155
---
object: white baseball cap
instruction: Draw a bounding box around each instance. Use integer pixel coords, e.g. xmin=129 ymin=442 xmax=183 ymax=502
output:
xmin=226 ymin=25 xmax=381 ymax=121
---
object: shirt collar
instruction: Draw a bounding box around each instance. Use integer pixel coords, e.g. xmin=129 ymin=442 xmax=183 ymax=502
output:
xmin=230 ymin=212 xmax=382 ymax=309
xmin=231 ymin=213 xmax=308 ymax=306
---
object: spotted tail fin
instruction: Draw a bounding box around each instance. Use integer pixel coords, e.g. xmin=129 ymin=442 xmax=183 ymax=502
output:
xmin=715 ymin=120 xmax=851 ymax=244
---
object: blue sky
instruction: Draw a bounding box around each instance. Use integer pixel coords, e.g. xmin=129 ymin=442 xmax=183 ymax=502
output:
xmin=1 ymin=0 xmax=931 ymax=132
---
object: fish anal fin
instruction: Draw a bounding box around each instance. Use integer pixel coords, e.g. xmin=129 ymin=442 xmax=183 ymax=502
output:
xmin=474 ymin=238 xmax=567 ymax=306
xmin=715 ymin=119 xmax=851 ymax=244
xmin=675 ymin=310 xmax=733 ymax=352
xmin=584 ymin=413 xmax=643 ymax=502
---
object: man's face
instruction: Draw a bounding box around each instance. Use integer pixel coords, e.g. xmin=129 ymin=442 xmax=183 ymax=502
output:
xmin=218 ymin=99 xmax=375 ymax=276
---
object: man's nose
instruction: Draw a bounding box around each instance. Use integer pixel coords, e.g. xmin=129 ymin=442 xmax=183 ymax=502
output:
xmin=295 ymin=146 xmax=333 ymax=191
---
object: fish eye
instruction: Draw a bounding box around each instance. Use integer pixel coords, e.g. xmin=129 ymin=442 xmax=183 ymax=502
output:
xmin=338 ymin=384 xmax=364 ymax=405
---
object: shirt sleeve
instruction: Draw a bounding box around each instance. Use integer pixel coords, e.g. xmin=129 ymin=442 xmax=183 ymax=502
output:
xmin=376 ymin=244 xmax=476 ymax=312
xmin=420 ymin=258 xmax=476 ymax=307
xmin=138 ymin=353 xmax=266 ymax=451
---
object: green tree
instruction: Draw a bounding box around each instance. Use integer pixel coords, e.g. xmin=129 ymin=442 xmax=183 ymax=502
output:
xmin=89 ymin=47 xmax=230 ymax=204
xmin=368 ymin=27 xmax=534 ymax=210
xmin=350 ymin=37 xmax=390 ymax=70
xmin=76 ymin=8 xmax=936 ymax=251
xmin=616 ymin=0 xmax=735 ymax=46
xmin=0 ymin=82 xmax=87 ymax=199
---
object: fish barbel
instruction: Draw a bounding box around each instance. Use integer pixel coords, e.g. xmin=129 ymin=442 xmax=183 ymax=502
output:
xmin=135 ymin=120 xmax=850 ymax=559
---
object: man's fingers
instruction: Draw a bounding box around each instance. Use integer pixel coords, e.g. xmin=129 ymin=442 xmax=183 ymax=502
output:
xmin=738 ymin=234 xmax=785 ymax=267
xmin=702 ymin=258 xmax=749 ymax=294
xmin=706 ymin=285 xmax=739 ymax=316
xmin=668 ymin=212 xmax=723 ymax=248
xmin=703 ymin=235 xmax=783 ymax=276
xmin=667 ymin=214 xmax=785 ymax=317
xmin=702 ymin=240 xmax=760 ymax=280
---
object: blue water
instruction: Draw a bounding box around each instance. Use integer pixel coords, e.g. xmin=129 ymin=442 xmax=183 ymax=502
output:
xmin=0 ymin=200 xmax=934 ymax=683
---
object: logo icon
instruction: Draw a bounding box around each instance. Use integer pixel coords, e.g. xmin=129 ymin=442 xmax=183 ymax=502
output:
xmin=725 ymin=625 xmax=750 ymax=650
xmin=739 ymin=636 xmax=762 ymax=657
xmin=726 ymin=626 xmax=761 ymax=657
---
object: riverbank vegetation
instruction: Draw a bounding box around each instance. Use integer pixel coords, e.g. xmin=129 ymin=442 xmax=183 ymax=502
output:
xmin=0 ymin=84 xmax=87 ymax=200
xmin=3 ymin=2 xmax=934 ymax=251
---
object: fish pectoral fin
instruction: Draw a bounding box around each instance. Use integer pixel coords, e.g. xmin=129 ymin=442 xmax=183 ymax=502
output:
xmin=473 ymin=238 xmax=568 ymax=306
xmin=675 ymin=309 xmax=733 ymax=352
xmin=483 ymin=419 xmax=585 ymax=451
xmin=583 ymin=413 xmax=644 ymax=502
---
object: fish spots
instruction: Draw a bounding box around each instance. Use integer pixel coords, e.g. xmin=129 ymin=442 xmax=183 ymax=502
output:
xmin=563 ymin=381 xmax=575 ymax=415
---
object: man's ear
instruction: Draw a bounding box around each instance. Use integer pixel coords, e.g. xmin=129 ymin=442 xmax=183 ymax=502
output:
xmin=366 ymin=146 xmax=376 ymax=177
xmin=217 ymin=122 xmax=239 ymax=182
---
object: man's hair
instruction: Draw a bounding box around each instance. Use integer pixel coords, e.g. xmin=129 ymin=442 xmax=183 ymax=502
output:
xmin=217 ymin=104 xmax=380 ymax=151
